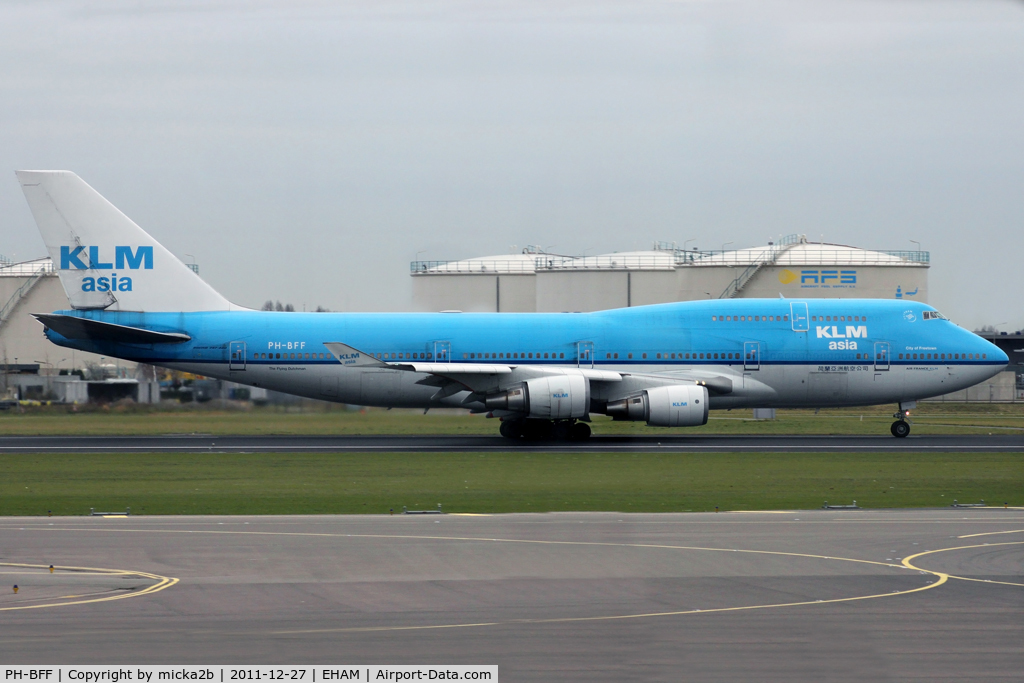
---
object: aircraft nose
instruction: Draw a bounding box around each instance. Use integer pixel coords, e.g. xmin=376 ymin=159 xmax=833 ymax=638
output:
xmin=990 ymin=341 xmax=1009 ymax=366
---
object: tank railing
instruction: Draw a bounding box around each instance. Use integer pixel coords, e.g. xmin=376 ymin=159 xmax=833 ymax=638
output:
xmin=538 ymin=255 xmax=676 ymax=271
xmin=0 ymin=259 xmax=55 ymax=277
xmin=412 ymin=249 xmax=930 ymax=274
xmin=411 ymin=259 xmax=542 ymax=274
xmin=658 ymin=234 xmax=806 ymax=257
xmin=880 ymin=250 xmax=930 ymax=264
xmin=680 ymin=249 xmax=930 ymax=266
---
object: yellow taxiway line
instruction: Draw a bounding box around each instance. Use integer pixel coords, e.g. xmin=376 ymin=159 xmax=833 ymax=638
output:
xmin=902 ymin=541 xmax=1024 ymax=588
xmin=0 ymin=562 xmax=178 ymax=612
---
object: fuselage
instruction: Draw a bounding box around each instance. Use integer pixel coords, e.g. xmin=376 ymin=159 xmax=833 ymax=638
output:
xmin=42 ymin=298 xmax=1007 ymax=411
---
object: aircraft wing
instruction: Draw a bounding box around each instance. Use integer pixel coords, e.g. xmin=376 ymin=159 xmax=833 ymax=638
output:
xmin=324 ymin=342 xmax=512 ymax=374
xmin=325 ymin=341 xmax=617 ymax=381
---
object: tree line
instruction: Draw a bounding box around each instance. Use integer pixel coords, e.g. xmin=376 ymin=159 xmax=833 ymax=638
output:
xmin=260 ymin=301 xmax=330 ymax=312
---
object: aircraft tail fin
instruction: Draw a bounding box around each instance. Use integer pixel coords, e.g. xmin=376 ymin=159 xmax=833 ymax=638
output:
xmin=16 ymin=170 xmax=232 ymax=312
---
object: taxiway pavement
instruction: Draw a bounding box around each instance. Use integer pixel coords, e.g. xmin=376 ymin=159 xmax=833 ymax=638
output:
xmin=1 ymin=509 xmax=1022 ymax=681
xmin=1 ymin=433 xmax=1021 ymax=453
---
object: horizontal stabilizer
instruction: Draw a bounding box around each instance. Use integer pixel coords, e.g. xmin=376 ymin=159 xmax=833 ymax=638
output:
xmin=34 ymin=314 xmax=191 ymax=344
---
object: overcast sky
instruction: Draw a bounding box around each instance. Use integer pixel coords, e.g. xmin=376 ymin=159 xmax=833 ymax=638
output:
xmin=2 ymin=0 xmax=1022 ymax=329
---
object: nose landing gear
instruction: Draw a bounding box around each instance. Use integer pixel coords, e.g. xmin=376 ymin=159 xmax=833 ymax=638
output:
xmin=890 ymin=420 xmax=910 ymax=438
xmin=891 ymin=402 xmax=914 ymax=438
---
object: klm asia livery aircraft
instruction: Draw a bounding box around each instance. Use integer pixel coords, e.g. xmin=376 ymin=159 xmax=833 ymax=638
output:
xmin=17 ymin=171 xmax=1007 ymax=439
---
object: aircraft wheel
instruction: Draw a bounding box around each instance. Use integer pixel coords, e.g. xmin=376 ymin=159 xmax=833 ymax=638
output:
xmin=522 ymin=420 xmax=552 ymax=440
xmin=571 ymin=422 xmax=592 ymax=440
xmin=499 ymin=421 xmax=523 ymax=439
xmin=551 ymin=422 xmax=572 ymax=441
xmin=891 ymin=420 xmax=910 ymax=438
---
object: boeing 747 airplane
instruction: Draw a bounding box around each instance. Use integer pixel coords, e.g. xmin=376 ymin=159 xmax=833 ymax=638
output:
xmin=16 ymin=171 xmax=1008 ymax=439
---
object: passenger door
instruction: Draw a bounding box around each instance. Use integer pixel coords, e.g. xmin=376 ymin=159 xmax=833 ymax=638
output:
xmin=874 ymin=341 xmax=890 ymax=371
xmin=229 ymin=341 xmax=246 ymax=371
xmin=577 ymin=341 xmax=595 ymax=368
xmin=790 ymin=302 xmax=809 ymax=332
xmin=743 ymin=341 xmax=760 ymax=371
xmin=433 ymin=340 xmax=451 ymax=363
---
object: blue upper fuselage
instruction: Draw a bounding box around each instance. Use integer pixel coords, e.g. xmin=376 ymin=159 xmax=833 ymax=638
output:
xmin=41 ymin=298 xmax=1007 ymax=370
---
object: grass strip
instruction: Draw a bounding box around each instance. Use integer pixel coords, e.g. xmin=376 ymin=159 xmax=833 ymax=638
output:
xmin=1 ymin=451 xmax=1019 ymax=516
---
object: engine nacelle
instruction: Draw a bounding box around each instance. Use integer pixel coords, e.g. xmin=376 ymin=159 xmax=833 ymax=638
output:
xmin=485 ymin=375 xmax=590 ymax=419
xmin=606 ymin=384 xmax=709 ymax=427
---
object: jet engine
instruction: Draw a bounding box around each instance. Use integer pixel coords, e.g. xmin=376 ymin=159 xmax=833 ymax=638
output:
xmin=605 ymin=384 xmax=709 ymax=427
xmin=485 ymin=375 xmax=590 ymax=419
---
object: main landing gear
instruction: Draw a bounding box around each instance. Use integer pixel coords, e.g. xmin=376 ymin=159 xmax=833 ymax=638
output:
xmin=891 ymin=402 xmax=914 ymax=438
xmin=499 ymin=418 xmax=591 ymax=441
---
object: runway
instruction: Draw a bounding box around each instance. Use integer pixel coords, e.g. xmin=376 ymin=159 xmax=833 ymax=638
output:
xmin=1 ymin=433 xmax=1022 ymax=453
xmin=2 ymin=510 xmax=1021 ymax=680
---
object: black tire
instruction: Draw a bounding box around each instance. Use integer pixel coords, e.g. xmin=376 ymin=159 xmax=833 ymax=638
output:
xmin=891 ymin=420 xmax=910 ymax=438
xmin=571 ymin=422 xmax=592 ymax=440
xmin=499 ymin=421 xmax=522 ymax=439
xmin=551 ymin=422 xmax=572 ymax=441
xmin=522 ymin=420 xmax=553 ymax=440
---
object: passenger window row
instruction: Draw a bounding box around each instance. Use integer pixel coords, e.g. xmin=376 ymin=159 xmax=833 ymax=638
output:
xmin=463 ymin=352 xmax=565 ymax=360
xmin=899 ymin=352 xmax=985 ymax=360
xmin=601 ymin=351 xmax=747 ymax=361
xmin=711 ymin=314 xmax=789 ymax=322
xmin=247 ymin=346 xmax=985 ymax=364
xmin=810 ymin=315 xmax=867 ymax=322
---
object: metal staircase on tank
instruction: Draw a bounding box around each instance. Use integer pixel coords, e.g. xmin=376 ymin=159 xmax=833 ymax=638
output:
xmin=0 ymin=265 xmax=50 ymax=333
xmin=718 ymin=234 xmax=804 ymax=299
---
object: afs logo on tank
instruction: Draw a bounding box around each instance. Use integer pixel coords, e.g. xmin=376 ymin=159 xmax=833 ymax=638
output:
xmin=60 ymin=245 xmax=154 ymax=293
xmin=817 ymin=324 xmax=868 ymax=350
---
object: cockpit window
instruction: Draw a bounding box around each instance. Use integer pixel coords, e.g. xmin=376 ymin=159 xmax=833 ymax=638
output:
xmin=923 ymin=310 xmax=947 ymax=320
